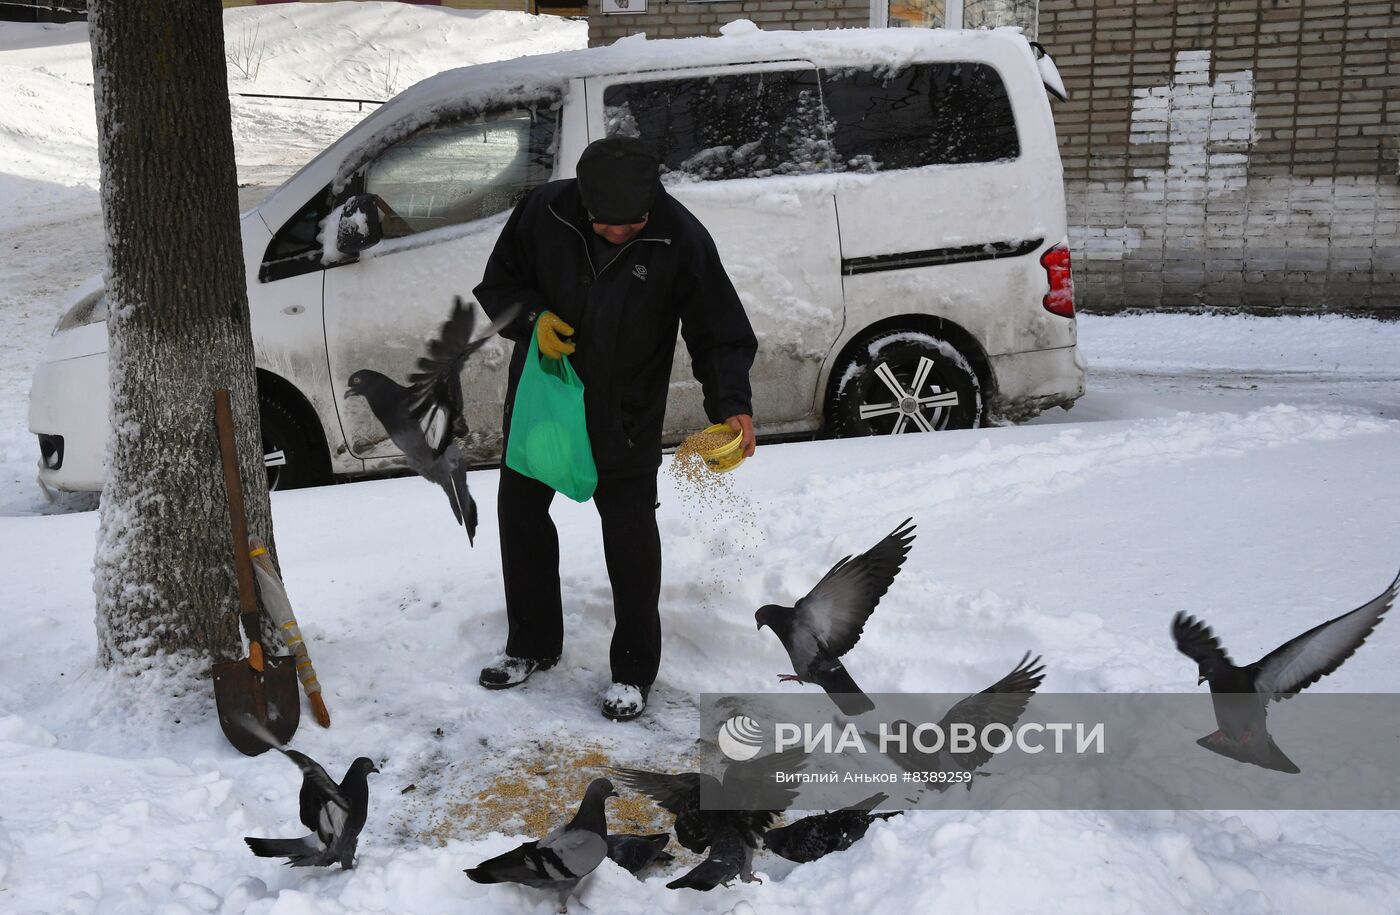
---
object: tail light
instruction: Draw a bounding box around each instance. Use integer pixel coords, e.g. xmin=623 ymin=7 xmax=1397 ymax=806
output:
xmin=1040 ymin=243 xmax=1075 ymax=317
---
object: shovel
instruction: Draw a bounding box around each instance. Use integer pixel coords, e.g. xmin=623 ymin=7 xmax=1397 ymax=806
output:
xmin=211 ymin=388 xmax=300 ymax=755
xmin=249 ymin=534 xmax=331 ymax=728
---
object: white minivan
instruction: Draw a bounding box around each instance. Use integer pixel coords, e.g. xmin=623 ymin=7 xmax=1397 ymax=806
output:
xmin=28 ymin=25 xmax=1084 ymax=494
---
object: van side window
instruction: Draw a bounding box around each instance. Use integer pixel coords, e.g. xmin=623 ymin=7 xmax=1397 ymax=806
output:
xmin=363 ymin=104 xmax=558 ymax=237
xmin=603 ymin=70 xmax=832 ymax=182
xmin=821 ymin=63 xmax=1020 ymax=170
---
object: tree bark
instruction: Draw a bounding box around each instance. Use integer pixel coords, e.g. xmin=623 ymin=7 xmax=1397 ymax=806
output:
xmin=90 ymin=0 xmax=275 ymax=675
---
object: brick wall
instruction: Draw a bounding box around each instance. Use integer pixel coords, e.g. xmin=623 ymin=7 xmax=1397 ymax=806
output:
xmin=1044 ymin=0 xmax=1400 ymax=314
xmin=586 ymin=1 xmax=1400 ymax=314
xmin=590 ymin=0 xmax=867 ymax=44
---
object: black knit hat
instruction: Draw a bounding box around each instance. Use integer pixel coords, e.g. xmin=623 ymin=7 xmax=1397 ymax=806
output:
xmin=576 ymin=136 xmax=660 ymax=225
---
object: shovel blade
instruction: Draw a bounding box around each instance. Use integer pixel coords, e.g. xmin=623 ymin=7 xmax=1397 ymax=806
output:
xmin=213 ymin=654 xmax=301 ymax=755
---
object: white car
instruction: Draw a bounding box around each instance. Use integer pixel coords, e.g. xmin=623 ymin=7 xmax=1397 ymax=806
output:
xmin=29 ymin=25 xmax=1084 ymax=494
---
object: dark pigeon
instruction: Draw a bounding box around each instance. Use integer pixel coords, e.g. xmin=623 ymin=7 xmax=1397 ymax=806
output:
xmin=762 ymin=791 xmax=899 ymax=864
xmin=1173 ymin=568 xmax=1398 ymax=774
xmin=878 ymin=652 xmax=1046 ymax=791
xmin=756 ymin=519 xmax=916 ymax=715
xmin=240 ymin=716 xmax=378 ymax=869
xmin=465 ymin=777 xmax=617 ymax=913
xmin=605 ymin=833 xmax=673 ymax=875
xmin=665 ymin=824 xmax=748 ymax=892
xmin=344 ymin=297 xmax=516 ymax=545
xmin=611 ymin=749 xmax=805 ymax=891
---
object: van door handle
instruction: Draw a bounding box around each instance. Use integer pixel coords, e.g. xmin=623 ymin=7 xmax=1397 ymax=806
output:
xmin=282 ymin=305 xmax=306 ymax=316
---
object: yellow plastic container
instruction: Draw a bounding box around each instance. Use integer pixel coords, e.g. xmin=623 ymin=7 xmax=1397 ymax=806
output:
xmin=698 ymin=422 xmax=745 ymax=473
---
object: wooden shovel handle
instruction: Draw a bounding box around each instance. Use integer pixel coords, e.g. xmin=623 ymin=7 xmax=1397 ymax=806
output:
xmin=214 ymin=389 xmax=263 ymax=661
xmin=310 ymin=692 xmax=331 ymax=728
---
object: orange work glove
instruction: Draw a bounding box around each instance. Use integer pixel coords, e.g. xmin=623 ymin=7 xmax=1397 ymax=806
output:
xmin=535 ymin=311 xmax=576 ymax=360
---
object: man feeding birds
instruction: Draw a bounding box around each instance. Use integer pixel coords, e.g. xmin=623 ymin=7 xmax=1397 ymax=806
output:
xmin=473 ymin=136 xmax=758 ymax=720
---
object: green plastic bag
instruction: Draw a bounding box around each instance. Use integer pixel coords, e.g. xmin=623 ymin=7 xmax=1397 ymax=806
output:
xmin=505 ymin=332 xmax=598 ymax=502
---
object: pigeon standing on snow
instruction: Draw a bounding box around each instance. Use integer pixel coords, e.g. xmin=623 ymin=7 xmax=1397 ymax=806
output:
xmin=611 ymin=749 xmax=805 ymax=891
xmin=465 ymin=777 xmax=617 ymax=913
xmin=756 ymin=519 xmax=916 ymax=715
xmin=344 ymin=297 xmax=517 ymax=545
xmin=605 ymin=832 xmax=674 ymax=875
xmin=877 ymin=652 xmax=1046 ymax=791
xmin=1172 ymin=568 xmax=1398 ymax=773
xmin=240 ymin=716 xmax=379 ymax=869
xmin=762 ymin=791 xmax=899 ymax=864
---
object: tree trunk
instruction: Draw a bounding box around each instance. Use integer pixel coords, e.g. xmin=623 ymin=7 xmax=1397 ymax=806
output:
xmin=90 ymin=0 xmax=275 ymax=675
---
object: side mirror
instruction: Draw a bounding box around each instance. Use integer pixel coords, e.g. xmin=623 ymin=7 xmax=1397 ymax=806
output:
xmin=334 ymin=194 xmax=384 ymax=256
xmin=1029 ymin=42 xmax=1069 ymax=102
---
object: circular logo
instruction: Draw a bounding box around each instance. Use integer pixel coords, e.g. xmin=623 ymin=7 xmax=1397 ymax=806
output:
xmin=718 ymin=715 xmax=764 ymax=761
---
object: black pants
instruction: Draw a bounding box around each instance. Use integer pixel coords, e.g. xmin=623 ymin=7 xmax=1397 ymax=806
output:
xmin=497 ymin=463 xmax=662 ymax=688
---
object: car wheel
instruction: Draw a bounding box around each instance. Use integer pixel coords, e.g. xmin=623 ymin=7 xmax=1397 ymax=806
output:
xmin=829 ymin=330 xmax=983 ymax=437
xmin=259 ymin=393 xmax=330 ymax=490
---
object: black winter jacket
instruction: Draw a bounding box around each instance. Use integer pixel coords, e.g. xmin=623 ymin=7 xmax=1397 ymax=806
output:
xmin=474 ymin=179 xmax=757 ymax=474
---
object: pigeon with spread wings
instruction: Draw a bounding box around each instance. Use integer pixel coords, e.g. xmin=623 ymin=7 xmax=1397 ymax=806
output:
xmin=756 ymin=519 xmax=916 ymax=715
xmin=877 ymin=652 xmax=1045 ymax=792
xmin=345 ymin=297 xmax=517 ymax=544
xmin=1172 ymin=568 xmax=1398 ymax=773
xmin=611 ymin=749 xmax=805 ymax=891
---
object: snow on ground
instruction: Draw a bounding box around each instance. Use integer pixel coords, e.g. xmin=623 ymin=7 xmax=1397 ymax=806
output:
xmin=3 ymin=400 xmax=1400 ymax=915
xmin=4 ymin=6 xmax=1400 ymax=915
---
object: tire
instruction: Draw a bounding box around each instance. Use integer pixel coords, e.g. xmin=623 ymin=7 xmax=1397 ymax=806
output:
xmin=828 ymin=330 xmax=983 ymax=437
xmin=259 ymin=393 xmax=331 ymax=491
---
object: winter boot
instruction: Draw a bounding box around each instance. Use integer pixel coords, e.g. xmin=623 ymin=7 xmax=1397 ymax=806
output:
xmin=479 ymin=654 xmax=559 ymax=690
xmin=601 ymin=683 xmax=650 ymax=721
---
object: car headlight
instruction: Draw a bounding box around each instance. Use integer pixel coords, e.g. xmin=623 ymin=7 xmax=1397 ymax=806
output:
xmin=55 ymin=289 xmax=109 ymax=333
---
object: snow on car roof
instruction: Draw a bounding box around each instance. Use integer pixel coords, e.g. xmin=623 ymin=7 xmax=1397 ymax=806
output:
xmin=331 ymin=22 xmax=1034 ymax=193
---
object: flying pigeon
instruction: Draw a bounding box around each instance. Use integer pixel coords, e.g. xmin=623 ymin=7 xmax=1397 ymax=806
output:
xmin=1172 ymin=568 xmax=1398 ymax=774
xmin=465 ymin=777 xmax=617 ymax=913
xmin=240 ymin=716 xmax=379 ymax=869
xmin=877 ymin=652 xmax=1046 ymax=791
xmin=762 ymin=792 xmax=899 ymax=864
xmin=344 ymin=297 xmax=516 ymax=545
xmin=605 ymin=833 xmax=674 ymax=875
xmin=611 ymin=749 xmax=805 ymax=891
xmin=756 ymin=519 xmax=916 ymax=715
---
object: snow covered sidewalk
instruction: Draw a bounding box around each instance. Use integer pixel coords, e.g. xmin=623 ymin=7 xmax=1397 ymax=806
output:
xmin=2 ymin=402 xmax=1399 ymax=914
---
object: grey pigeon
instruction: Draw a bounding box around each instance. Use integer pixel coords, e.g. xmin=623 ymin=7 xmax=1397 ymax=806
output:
xmin=762 ymin=791 xmax=899 ymax=863
xmin=605 ymin=832 xmax=673 ymax=875
xmin=344 ymin=297 xmax=516 ymax=544
xmin=611 ymin=749 xmax=805 ymax=891
xmin=756 ymin=519 xmax=916 ymax=715
xmin=240 ymin=716 xmax=378 ymax=869
xmin=876 ymin=653 xmax=1045 ymax=791
xmin=465 ymin=777 xmax=617 ymax=913
xmin=1173 ymin=568 xmax=1398 ymax=774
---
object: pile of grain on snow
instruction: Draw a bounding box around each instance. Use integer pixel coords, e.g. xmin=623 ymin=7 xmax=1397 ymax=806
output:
xmin=416 ymin=742 xmax=676 ymax=845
